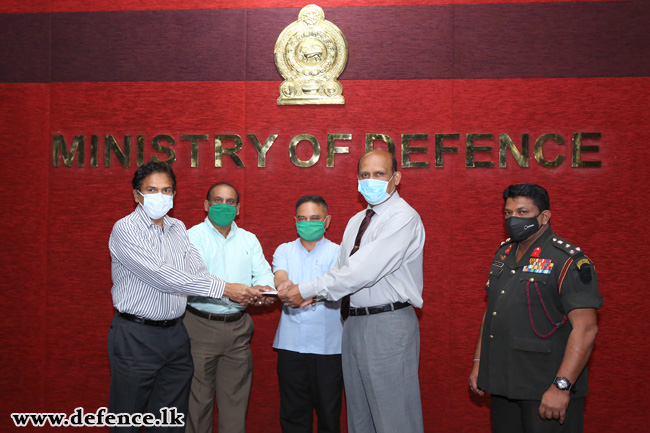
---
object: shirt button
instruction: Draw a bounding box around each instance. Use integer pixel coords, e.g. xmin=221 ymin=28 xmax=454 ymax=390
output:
xmin=489 ymin=335 xmax=494 ymax=340
xmin=510 ymin=269 xmax=516 ymax=274
xmin=500 ymin=290 xmax=505 ymax=295
xmin=492 ymin=311 xmax=497 ymax=316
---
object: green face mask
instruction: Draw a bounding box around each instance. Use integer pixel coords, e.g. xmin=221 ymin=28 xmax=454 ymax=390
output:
xmin=296 ymin=220 xmax=326 ymax=242
xmin=209 ymin=203 xmax=237 ymax=227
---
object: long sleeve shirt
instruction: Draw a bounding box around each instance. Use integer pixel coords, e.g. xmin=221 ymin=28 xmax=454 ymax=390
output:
xmin=300 ymin=192 xmax=426 ymax=308
xmin=109 ymin=205 xmax=225 ymax=321
xmin=187 ymin=218 xmax=275 ymax=314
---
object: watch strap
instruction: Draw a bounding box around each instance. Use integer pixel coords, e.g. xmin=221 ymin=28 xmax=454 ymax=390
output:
xmin=553 ymin=376 xmax=576 ymax=393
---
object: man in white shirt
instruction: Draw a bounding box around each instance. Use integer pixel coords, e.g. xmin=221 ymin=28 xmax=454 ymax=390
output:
xmin=273 ymin=195 xmax=342 ymax=433
xmin=278 ymin=149 xmax=426 ymax=433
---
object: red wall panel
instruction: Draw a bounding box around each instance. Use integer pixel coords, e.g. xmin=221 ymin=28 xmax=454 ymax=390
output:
xmin=0 ymin=84 xmax=51 ymax=412
xmin=1 ymin=1 xmax=648 ymax=432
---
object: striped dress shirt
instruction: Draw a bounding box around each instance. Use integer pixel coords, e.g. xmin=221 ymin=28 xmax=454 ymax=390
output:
xmin=109 ymin=205 xmax=225 ymax=321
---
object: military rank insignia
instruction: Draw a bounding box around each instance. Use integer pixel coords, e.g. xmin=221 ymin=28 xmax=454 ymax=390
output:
xmin=523 ymin=258 xmax=554 ymax=274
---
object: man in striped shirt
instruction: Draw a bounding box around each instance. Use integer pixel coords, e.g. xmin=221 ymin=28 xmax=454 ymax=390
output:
xmin=108 ymin=162 xmax=262 ymax=433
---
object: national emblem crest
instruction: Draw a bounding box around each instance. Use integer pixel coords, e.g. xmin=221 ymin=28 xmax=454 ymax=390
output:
xmin=274 ymin=5 xmax=348 ymax=105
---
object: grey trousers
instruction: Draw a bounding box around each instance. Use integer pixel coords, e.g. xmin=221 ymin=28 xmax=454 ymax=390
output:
xmin=183 ymin=310 xmax=254 ymax=433
xmin=342 ymin=306 xmax=424 ymax=433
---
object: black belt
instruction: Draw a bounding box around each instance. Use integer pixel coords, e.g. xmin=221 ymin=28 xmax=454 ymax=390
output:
xmin=348 ymin=301 xmax=411 ymax=317
xmin=119 ymin=312 xmax=181 ymax=328
xmin=186 ymin=304 xmax=245 ymax=322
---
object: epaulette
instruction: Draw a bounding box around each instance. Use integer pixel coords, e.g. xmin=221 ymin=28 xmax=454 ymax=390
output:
xmin=495 ymin=238 xmax=513 ymax=254
xmin=550 ymin=236 xmax=585 ymax=258
xmin=552 ymin=236 xmax=595 ymax=286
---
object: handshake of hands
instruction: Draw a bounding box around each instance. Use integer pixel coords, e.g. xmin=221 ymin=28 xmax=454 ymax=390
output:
xmin=222 ymin=281 xmax=314 ymax=308
xmin=223 ymin=283 xmax=277 ymax=306
xmin=276 ymin=280 xmax=314 ymax=309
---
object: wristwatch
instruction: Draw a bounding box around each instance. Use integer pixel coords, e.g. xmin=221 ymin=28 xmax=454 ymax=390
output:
xmin=553 ymin=376 xmax=575 ymax=392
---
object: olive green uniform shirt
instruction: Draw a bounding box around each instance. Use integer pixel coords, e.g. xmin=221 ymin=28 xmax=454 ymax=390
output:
xmin=477 ymin=228 xmax=602 ymax=400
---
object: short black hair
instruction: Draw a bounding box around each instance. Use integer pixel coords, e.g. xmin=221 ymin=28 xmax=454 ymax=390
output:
xmin=503 ymin=184 xmax=550 ymax=212
xmin=357 ymin=152 xmax=398 ymax=174
xmin=132 ymin=162 xmax=176 ymax=192
xmin=206 ymin=182 xmax=239 ymax=204
xmin=295 ymin=195 xmax=328 ymax=214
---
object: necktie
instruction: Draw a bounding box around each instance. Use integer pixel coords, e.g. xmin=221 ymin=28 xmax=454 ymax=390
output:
xmin=341 ymin=209 xmax=375 ymax=320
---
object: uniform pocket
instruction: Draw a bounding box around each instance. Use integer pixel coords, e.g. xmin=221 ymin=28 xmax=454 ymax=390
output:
xmin=486 ymin=264 xmax=504 ymax=290
xmin=519 ymin=272 xmax=552 ymax=286
xmin=511 ymin=336 xmax=552 ymax=353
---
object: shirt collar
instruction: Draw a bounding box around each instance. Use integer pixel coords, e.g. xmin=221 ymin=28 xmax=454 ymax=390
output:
xmin=368 ymin=190 xmax=400 ymax=216
xmin=134 ymin=203 xmax=176 ymax=229
xmin=297 ymin=236 xmax=327 ymax=253
xmin=534 ymin=225 xmax=554 ymax=248
xmin=203 ymin=217 xmax=238 ymax=239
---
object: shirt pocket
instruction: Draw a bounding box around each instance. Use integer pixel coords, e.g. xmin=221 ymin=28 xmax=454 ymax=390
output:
xmin=519 ymin=272 xmax=553 ymax=287
xmin=314 ymin=259 xmax=332 ymax=278
xmin=519 ymin=273 xmax=565 ymax=324
xmin=486 ymin=263 xmax=504 ymax=291
xmin=511 ymin=335 xmax=552 ymax=353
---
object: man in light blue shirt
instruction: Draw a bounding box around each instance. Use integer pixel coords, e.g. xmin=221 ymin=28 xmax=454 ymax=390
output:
xmin=273 ymin=195 xmax=342 ymax=433
xmin=184 ymin=182 xmax=274 ymax=433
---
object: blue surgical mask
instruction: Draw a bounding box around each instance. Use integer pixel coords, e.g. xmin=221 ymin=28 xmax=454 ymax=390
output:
xmin=357 ymin=173 xmax=395 ymax=205
xmin=138 ymin=191 xmax=173 ymax=220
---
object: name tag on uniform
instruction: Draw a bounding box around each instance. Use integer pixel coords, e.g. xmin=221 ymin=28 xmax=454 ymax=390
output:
xmin=523 ymin=258 xmax=554 ymax=274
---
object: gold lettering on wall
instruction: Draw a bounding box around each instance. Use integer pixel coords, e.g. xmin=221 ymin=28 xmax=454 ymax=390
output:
xmin=466 ymin=133 xmax=494 ymax=168
xmin=434 ymin=134 xmax=460 ymax=168
xmin=534 ymin=133 xmax=565 ymax=167
xmin=184 ymin=134 xmax=209 ymax=168
xmin=51 ymin=132 xmax=602 ymax=169
xmin=499 ymin=134 xmax=529 ymax=168
xmin=289 ymin=134 xmax=320 ymax=167
xmin=401 ymin=134 xmax=429 ymax=168
xmin=215 ymin=135 xmax=244 ymax=168
xmin=366 ymin=134 xmax=395 ymax=155
xmin=249 ymin=134 xmax=278 ymax=168
xmin=151 ymin=134 xmax=176 ymax=165
xmin=52 ymin=135 xmax=85 ymax=167
xmin=104 ymin=135 xmax=131 ymax=167
xmin=90 ymin=135 xmax=98 ymax=167
xmin=327 ymin=134 xmax=351 ymax=167
xmin=572 ymin=132 xmax=601 ymax=167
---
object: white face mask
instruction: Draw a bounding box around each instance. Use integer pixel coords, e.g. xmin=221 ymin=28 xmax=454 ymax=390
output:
xmin=138 ymin=191 xmax=173 ymax=220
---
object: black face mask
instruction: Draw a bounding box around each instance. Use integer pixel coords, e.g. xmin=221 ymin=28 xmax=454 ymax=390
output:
xmin=505 ymin=214 xmax=541 ymax=242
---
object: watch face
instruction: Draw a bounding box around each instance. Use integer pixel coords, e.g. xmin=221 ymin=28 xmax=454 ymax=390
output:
xmin=555 ymin=378 xmax=569 ymax=390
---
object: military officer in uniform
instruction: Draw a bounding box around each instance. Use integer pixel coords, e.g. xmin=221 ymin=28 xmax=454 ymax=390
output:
xmin=469 ymin=184 xmax=602 ymax=433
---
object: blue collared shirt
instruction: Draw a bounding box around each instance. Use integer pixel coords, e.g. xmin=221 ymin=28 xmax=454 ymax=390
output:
xmin=187 ymin=218 xmax=274 ymax=314
xmin=272 ymin=237 xmax=342 ymax=355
